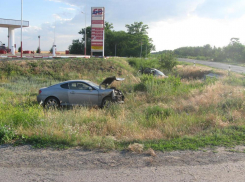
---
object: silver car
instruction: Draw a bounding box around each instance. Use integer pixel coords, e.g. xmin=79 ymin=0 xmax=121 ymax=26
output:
xmin=37 ymin=76 xmax=125 ymax=108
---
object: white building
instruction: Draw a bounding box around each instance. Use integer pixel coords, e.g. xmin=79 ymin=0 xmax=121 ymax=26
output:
xmin=0 ymin=18 xmax=29 ymax=55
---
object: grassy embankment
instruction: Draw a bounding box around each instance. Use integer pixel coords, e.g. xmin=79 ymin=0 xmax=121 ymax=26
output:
xmin=0 ymin=58 xmax=244 ymax=151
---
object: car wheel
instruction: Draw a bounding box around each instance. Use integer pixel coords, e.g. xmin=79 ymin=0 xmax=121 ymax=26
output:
xmin=44 ymin=97 xmax=60 ymax=109
xmin=101 ymin=97 xmax=112 ymax=108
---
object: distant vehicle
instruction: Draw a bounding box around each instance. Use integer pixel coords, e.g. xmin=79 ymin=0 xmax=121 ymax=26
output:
xmin=0 ymin=42 xmax=10 ymax=54
xmin=0 ymin=42 xmax=7 ymax=53
xmin=37 ymin=76 xmax=125 ymax=109
xmin=139 ymin=67 xmax=168 ymax=78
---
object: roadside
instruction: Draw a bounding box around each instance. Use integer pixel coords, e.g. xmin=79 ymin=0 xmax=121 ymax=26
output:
xmin=0 ymin=145 xmax=245 ymax=181
xmin=178 ymin=58 xmax=245 ymax=74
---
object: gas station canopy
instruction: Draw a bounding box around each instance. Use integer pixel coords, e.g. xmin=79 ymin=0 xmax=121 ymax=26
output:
xmin=0 ymin=18 xmax=29 ymax=28
xmin=0 ymin=18 xmax=29 ymax=55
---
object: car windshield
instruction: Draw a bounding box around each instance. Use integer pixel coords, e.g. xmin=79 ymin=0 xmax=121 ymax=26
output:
xmin=87 ymin=81 xmax=100 ymax=89
xmin=154 ymin=70 xmax=165 ymax=76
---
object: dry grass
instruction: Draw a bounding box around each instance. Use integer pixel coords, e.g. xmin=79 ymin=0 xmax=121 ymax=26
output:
xmin=176 ymin=65 xmax=211 ymax=79
xmin=128 ymin=143 xmax=144 ymax=153
xmin=1 ymin=60 xmax=244 ymax=149
xmin=145 ymin=148 xmax=156 ymax=157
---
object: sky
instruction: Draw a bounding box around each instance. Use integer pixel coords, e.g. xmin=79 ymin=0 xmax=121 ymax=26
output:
xmin=0 ymin=0 xmax=245 ymax=52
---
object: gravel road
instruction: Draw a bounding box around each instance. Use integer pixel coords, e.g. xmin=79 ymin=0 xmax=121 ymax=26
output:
xmin=1 ymin=145 xmax=245 ymax=181
xmin=178 ymin=58 xmax=245 ymax=74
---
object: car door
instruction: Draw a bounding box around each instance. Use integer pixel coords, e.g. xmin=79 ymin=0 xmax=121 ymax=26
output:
xmin=68 ymin=82 xmax=99 ymax=106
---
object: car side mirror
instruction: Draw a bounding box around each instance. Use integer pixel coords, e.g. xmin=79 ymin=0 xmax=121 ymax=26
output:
xmin=88 ymin=87 xmax=93 ymax=91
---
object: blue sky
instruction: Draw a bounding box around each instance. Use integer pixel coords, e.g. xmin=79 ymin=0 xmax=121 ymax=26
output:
xmin=0 ymin=0 xmax=245 ymax=52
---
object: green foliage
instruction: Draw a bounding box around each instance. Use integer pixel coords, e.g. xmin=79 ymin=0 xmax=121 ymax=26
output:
xmin=173 ymin=44 xmax=213 ymax=59
xmin=219 ymin=97 xmax=244 ymax=111
xmin=140 ymin=105 xmax=174 ymax=128
xmin=204 ymin=77 xmax=217 ymax=85
xmin=163 ymin=38 xmax=245 ymax=63
xmin=49 ymin=46 xmax=54 ymax=53
xmin=0 ymin=58 xmax=244 ymax=151
xmin=159 ymin=52 xmax=177 ymax=71
xmin=134 ymin=82 xmax=147 ymax=91
xmin=69 ymin=22 xmax=155 ymax=57
xmin=0 ymin=125 xmax=16 ymax=144
xmin=134 ymin=75 xmax=182 ymax=100
xmin=36 ymin=47 xmax=41 ymax=53
xmin=68 ymin=39 xmax=83 ymax=54
xmin=224 ymin=73 xmax=245 ymax=86
xmin=145 ymin=106 xmax=173 ymax=120
xmin=6 ymin=106 xmax=41 ymax=128
xmin=128 ymin=58 xmax=159 ymax=70
xmin=118 ymin=126 xmax=245 ymax=151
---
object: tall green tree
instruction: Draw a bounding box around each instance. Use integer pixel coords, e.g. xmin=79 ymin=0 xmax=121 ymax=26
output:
xmin=68 ymin=21 xmax=155 ymax=57
xmin=68 ymin=39 xmax=82 ymax=54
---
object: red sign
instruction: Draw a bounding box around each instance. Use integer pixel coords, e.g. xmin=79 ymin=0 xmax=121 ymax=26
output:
xmin=91 ymin=36 xmax=103 ymax=40
xmin=92 ymin=28 xmax=104 ymax=31
xmin=91 ymin=20 xmax=104 ymax=24
xmin=91 ymin=7 xmax=105 ymax=52
xmin=92 ymin=31 xmax=103 ymax=34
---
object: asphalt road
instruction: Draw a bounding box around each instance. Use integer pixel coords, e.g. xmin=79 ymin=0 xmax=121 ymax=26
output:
xmin=178 ymin=58 xmax=245 ymax=74
xmin=1 ymin=145 xmax=245 ymax=182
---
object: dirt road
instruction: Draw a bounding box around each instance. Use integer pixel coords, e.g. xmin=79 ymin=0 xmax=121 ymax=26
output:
xmin=1 ymin=145 xmax=245 ymax=181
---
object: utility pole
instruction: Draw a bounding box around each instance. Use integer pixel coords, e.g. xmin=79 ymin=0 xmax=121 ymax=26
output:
xmin=21 ymin=0 xmax=23 ymax=57
xmin=81 ymin=12 xmax=87 ymax=55
xmin=38 ymin=35 xmax=40 ymax=53
xmin=7 ymin=35 xmax=9 ymax=49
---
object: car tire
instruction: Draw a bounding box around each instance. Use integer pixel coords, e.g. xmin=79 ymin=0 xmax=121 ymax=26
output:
xmin=101 ymin=97 xmax=112 ymax=108
xmin=44 ymin=97 xmax=60 ymax=109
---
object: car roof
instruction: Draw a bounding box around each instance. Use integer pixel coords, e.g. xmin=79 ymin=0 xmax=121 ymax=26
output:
xmin=59 ymin=80 xmax=91 ymax=84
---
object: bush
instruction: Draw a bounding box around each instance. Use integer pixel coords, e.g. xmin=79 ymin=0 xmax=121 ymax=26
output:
xmin=128 ymin=58 xmax=159 ymax=70
xmin=134 ymin=82 xmax=147 ymax=91
xmin=159 ymin=52 xmax=177 ymax=71
xmin=68 ymin=39 xmax=83 ymax=54
xmin=0 ymin=125 xmax=16 ymax=144
xmin=36 ymin=47 xmax=41 ymax=53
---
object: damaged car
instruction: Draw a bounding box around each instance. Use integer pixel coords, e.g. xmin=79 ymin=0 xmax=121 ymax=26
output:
xmin=37 ymin=76 xmax=125 ymax=108
xmin=139 ymin=67 xmax=168 ymax=78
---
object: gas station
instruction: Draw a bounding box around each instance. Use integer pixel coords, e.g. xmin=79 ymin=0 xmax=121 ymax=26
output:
xmin=0 ymin=18 xmax=29 ymax=55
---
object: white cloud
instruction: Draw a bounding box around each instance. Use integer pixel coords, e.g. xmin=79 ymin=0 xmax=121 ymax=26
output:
xmin=59 ymin=7 xmax=76 ymax=11
xmin=2 ymin=0 xmax=245 ymax=53
xmin=149 ymin=14 xmax=245 ymax=51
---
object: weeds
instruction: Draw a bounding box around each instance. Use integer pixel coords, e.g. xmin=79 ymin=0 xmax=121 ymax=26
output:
xmin=0 ymin=58 xmax=244 ymax=151
xmin=0 ymin=125 xmax=16 ymax=144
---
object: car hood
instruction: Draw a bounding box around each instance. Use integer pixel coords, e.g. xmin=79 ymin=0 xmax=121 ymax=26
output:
xmin=100 ymin=76 xmax=125 ymax=88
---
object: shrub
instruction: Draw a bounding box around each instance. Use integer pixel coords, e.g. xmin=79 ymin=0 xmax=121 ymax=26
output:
xmin=128 ymin=58 xmax=159 ymax=70
xmin=159 ymin=52 xmax=177 ymax=71
xmin=36 ymin=47 xmax=41 ymax=53
xmin=134 ymin=82 xmax=147 ymax=91
xmin=0 ymin=125 xmax=16 ymax=144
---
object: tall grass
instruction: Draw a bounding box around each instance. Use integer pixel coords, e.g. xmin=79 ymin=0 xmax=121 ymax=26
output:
xmin=0 ymin=58 xmax=244 ymax=150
